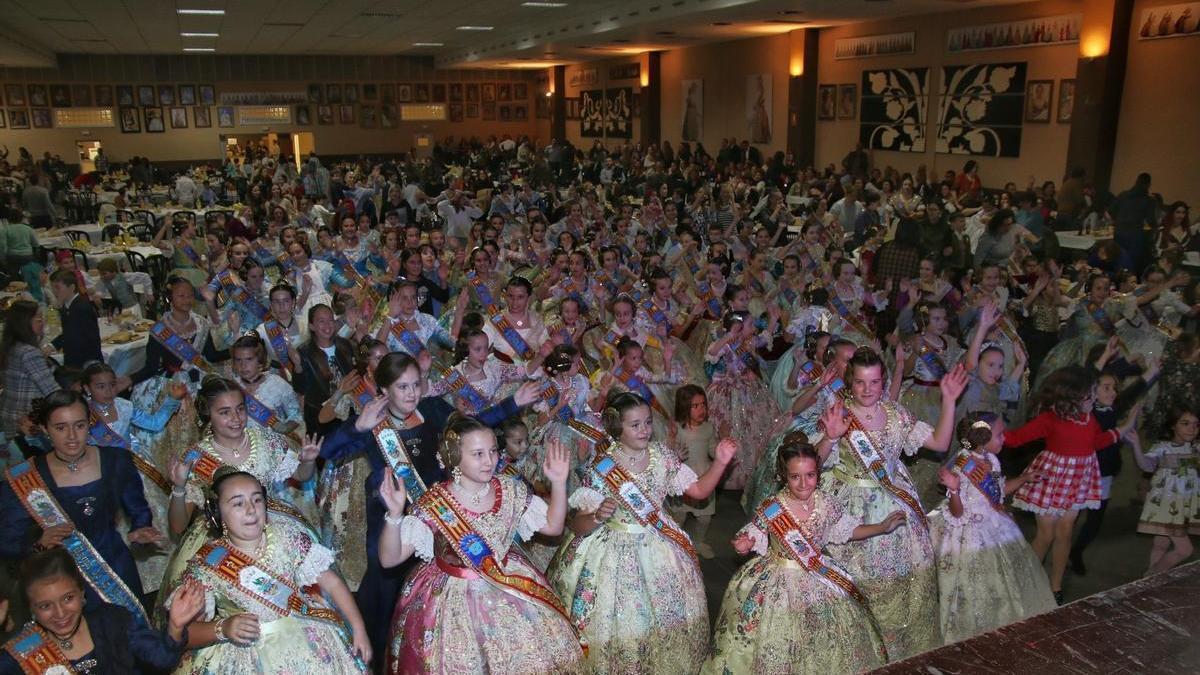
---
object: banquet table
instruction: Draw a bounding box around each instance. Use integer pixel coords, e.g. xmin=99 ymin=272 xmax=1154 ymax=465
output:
xmin=82 ymin=244 xmax=166 ymax=271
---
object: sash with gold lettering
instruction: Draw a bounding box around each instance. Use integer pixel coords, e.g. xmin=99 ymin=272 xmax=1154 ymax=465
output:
xmin=181 ymin=446 xmax=226 ymax=486
xmin=87 ymin=405 xmax=129 ymax=451
xmin=335 ymin=254 xmax=382 ymax=307
xmin=3 ymin=624 xmax=76 ymax=675
xmin=371 ymin=418 xmax=428 ymax=501
xmin=150 ymin=322 xmax=212 ymax=373
xmin=798 ymin=249 xmax=819 ymax=273
xmin=214 ymin=269 xmax=268 ymax=322
xmin=536 ymin=381 xmax=609 ymax=447
xmin=419 ymin=483 xmax=582 ymax=649
xmin=953 ymin=452 xmax=1008 ymax=515
xmin=242 ymin=387 xmax=281 ymax=430
xmin=4 ymin=461 xmax=150 ymax=628
xmin=638 ymin=295 xmax=671 ymax=330
xmin=756 ymin=496 xmax=870 ymax=607
xmin=594 ymin=268 xmax=619 ymax=296
xmin=349 ymin=376 xmax=377 ymax=411
xmin=731 ymin=337 xmax=760 ymax=370
xmin=590 ymin=453 xmax=697 ymax=563
xmin=612 ymin=366 xmax=671 ymax=420
xmin=261 ymin=315 xmax=294 ymax=380
xmin=913 ymin=340 xmax=948 ymax=386
xmin=388 ymin=317 xmax=427 ymax=357
xmin=468 ymin=271 xmax=535 ymax=361
xmin=828 ymin=295 xmax=877 ymax=343
xmin=438 ymin=366 xmax=490 ymax=414
xmin=494 ymin=456 xmax=523 ymax=481
xmin=694 ymin=281 xmax=723 ymax=319
xmin=842 ymin=414 xmax=928 ymax=530
xmin=253 ymin=241 xmax=292 ymax=273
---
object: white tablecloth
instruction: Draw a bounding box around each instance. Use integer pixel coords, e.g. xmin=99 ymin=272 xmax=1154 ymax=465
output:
xmin=45 ymin=313 xmax=150 ymax=377
xmin=1057 ymin=233 xmax=1098 ymax=250
xmin=82 ymin=245 xmax=165 ymax=272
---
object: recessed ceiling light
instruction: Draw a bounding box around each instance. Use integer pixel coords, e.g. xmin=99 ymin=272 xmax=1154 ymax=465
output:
xmin=413 ymin=42 xmax=444 ymax=46
xmin=177 ymin=9 xmax=225 ymax=15
xmin=522 ymin=2 xmax=568 ymax=6
xmin=456 ymin=26 xmax=494 ymax=31
xmin=183 ymin=47 xmax=215 ymax=52
xmin=180 ymin=32 xmax=219 ymax=38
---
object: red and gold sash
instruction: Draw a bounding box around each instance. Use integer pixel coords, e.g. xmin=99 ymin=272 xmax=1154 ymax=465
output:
xmin=131 ymin=453 xmax=171 ymax=495
xmin=757 ymin=496 xmax=871 ymax=608
xmin=590 ymin=451 xmax=698 ymax=563
xmin=843 ymin=412 xmax=928 ymax=530
xmin=3 ymin=623 xmax=76 ymax=675
xmin=195 ymin=540 xmax=342 ymax=627
xmin=828 ymin=296 xmax=876 ymax=344
xmin=953 ymin=452 xmax=1008 ymax=515
xmin=419 ymin=482 xmax=584 ymax=650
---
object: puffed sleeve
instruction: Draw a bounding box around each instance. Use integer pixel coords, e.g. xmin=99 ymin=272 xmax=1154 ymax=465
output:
xmin=517 ymin=495 xmax=549 ymax=541
xmin=400 ymin=515 xmax=434 ymax=561
xmin=821 ymin=498 xmax=858 ymax=546
xmin=295 ymin=537 xmax=337 ymax=587
xmin=895 ymin=405 xmax=933 ymax=457
xmin=664 ymin=447 xmax=699 ymax=497
xmin=568 ymin=486 xmax=605 ymax=512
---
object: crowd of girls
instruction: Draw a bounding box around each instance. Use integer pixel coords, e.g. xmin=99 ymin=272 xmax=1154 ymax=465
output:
xmin=0 ymin=145 xmax=1196 ymax=673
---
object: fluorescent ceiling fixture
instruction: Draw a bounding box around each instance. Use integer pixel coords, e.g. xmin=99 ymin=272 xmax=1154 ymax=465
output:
xmin=177 ymin=9 xmax=225 ymax=15
xmin=456 ymin=26 xmax=494 ymax=31
xmin=183 ymin=47 xmax=216 ymax=52
xmin=180 ymin=32 xmax=219 ymax=37
xmin=413 ymin=42 xmax=444 ymax=46
xmin=522 ymin=2 xmax=568 ymax=6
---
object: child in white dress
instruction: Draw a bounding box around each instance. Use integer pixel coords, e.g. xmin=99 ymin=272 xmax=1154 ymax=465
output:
xmin=1132 ymin=407 xmax=1200 ymax=575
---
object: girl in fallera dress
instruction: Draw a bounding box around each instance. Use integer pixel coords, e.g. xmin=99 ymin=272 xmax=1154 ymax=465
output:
xmin=706 ymin=442 xmax=900 ymax=675
xmin=549 ymin=392 xmax=737 ymax=674
xmin=591 ymin=337 xmax=681 ymax=443
xmin=227 ymin=334 xmax=304 ymax=437
xmin=930 ymin=413 xmax=1056 ymax=644
xmin=813 ymin=348 xmax=968 ymax=660
xmin=1132 ymin=407 xmax=1200 ymax=575
xmin=426 ymin=327 xmax=546 ymax=412
xmin=527 ymin=345 xmax=605 ymax=491
xmin=380 ymin=415 xmax=585 ymax=674
xmin=1002 ymin=366 xmax=1138 ymax=604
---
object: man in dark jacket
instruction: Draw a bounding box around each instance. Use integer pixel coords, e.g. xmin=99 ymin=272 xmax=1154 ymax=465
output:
xmin=1108 ymin=172 xmax=1157 ymax=271
xmin=49 ymin=269 xmax=103 ymax=367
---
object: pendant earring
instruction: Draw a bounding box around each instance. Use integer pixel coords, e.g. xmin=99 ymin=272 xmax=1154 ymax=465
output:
xmin=452 ymin=466 xmax=463 ymax=485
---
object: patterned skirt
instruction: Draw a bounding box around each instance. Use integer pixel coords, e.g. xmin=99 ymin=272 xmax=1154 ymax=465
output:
xmin=1011 ymin=451 xmax=1102 ymax=515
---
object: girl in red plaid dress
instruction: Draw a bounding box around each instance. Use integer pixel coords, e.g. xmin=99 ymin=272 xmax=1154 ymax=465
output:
xmin=1002 ymin=366 xmax=1138 ymax=604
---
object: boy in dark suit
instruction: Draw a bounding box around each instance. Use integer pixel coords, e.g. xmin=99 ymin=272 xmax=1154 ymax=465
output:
xmin=49 ymin=269 xmax=103 ymax=367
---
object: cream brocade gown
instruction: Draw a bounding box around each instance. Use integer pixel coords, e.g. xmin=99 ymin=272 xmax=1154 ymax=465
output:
xmin=928 ymin=450 xmax=1056 ymax=644
xmin=549 ymin=442 xmax=710 ymax=674
xmin=704 ymin=491 xmax=886 ymax=674
xmin=818 ymin=401 xmax=942 ymax=660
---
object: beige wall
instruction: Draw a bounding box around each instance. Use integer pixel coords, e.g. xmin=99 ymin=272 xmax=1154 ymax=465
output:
xmin=815 ymin=0 xmax=1083 ymax=189
xmin=660 ymin=32 xmax=792 ymax=157
xmin=1112 ymin=0 xmax=1200 ymax=207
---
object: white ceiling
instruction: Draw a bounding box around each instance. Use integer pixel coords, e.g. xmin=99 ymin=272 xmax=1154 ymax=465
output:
xmin=0 ymin=0 xmax=1030 ymax=69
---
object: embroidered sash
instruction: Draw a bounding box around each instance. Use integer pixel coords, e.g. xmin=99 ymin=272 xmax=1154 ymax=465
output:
xmin=842 ymin=414 xmax=928 ymax=530
xmin=335 ymin=254 xmax=381 ymax=307
xmin=253 ymin=242 xmax=292 ymax=272
xmin=915 ymin=340 xmax=948 ymax=383
xmin=695 ymin=281 xmax=723 ymax=318
xmin=781 ymin=286 xmax=799 ymax=307
xmin=195 ymin=540 xmax=343 ymax=626
xmin=828 ymin=296 xmax=876 ymax=343
xmin=87 ymin=406 xmax=129 ymax=451
xmin=438 ymin=367 xmax=490 ymax=414
xmin=537 ymin=380 xmax=574 ymax=422
xmin=757 ymin=497 xmax=870 ymax=607
xmin=181 ymin=446 xmax=226 ymax=486
xmin=468 ymin=271 xmax=535 ymax=361
xmin=4 ymin=462 xmax=150 ymax=628
xmin=242 ymin=387 xmax=281 ymax=429
xmin=388 ymin=318 xmax=427 ymax=356
xmin=214 ymin=269 xmax=268 ymax=322
xmin=150 ymin=322 xmax=211 ymax=373
xmin=419 ymin=483 xmax=581 ymax=647
xmin=594 ymin=268 xmax=618 ymax=295
xmin=176 ymin=238 xmax=202 ymax=267
xmin=590 ymin=453 xmax=698 ymax=563
xmin=349 ymin=376 xmax=377 ymax=410
xmin=731 ymin=338 xmax=759 ymax=370
xmin=639 ymin=296 xmax=671 ymax=329
xmin=953 ymin=453 xmax=1007 ymax=515
xmin=371 ymin=419 xmax=428 ymax=501
xmin=794 ymin=359 xmax=820 ymax=387
xmin=494 ymin=456 xmax=523 ymax=480
xmin=3 ymin=624 xmax=76 ymax=675
xmin=612 ymin=366 xmax=670 ymax=420
xmin=798 ymin=249 xmax=819 ymax=272
xmin=261 ymin=316 xmax=294 ymax=380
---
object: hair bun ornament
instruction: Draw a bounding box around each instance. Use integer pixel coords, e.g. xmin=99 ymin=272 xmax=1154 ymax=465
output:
xmin=971 ymin=420 xmax=992 ymax=431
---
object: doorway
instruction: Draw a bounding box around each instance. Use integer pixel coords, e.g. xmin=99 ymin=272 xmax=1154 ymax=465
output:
xmin=76 ymin=140 xmax=102 ymax=173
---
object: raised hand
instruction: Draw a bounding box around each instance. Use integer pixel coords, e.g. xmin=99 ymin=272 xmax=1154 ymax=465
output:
xmin=893 ymin=338 xmax=908 ymax=367
xmin=299 ymin=434 xmax=323 ymax=463
xmin=541 ymin=437 xmax=571 ymax=485
xmin=337 ymin=371 xmax=363 ymax=395
xmin=713 ymin=438 xmax=738 ymax=465
xmin=168 ymin=453 xmax=195 ymax=488
xmin=513 ymin=380 xmax=543 ymax=408
xmin=354 ymin=396 xmax=390 ymax=432
xmin=380 ymin=471 xmax=408 ymax=516
xmin=819 ymin=400 xmax=849 ymax=440
xmin=416 ymin=349 xmax=433 ymax=375
xmin=939 ymin=363 xmax=969 ymax=401
xmin=937 ymin=466 xmax=960 ymax=492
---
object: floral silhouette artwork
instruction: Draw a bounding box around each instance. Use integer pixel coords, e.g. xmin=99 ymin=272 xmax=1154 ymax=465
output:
xmin=935 ymin=62 xmax=1027 ymax=157
xmin=859 ymin=67 xmax=930 ymax=152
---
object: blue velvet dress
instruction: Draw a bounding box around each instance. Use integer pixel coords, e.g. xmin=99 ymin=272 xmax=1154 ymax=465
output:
xmin=0 ymin=447 xmax=153 ymax=603
xmin=318 ymin=394 xmax=523 ymax=665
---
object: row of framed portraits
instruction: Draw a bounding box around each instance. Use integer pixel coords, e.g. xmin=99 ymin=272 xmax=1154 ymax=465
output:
xmin=0 ymin=83 xmax=215 ymax=108
xmin=306 ymin=82 xmax=531 ymax=105
xmin=816 ymin=77 xmax=1076 ymax=124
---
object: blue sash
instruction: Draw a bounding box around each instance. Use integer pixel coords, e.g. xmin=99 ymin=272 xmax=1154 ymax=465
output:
xmin=468 ymin=271 xmax=535 ymax=361
xmin=695 ymin=281 xmax=723 ymax=318
xmin=440 ymin=367 xmax=491 ymax=414
xmin=150 ymin=322 xmax=210 ymax=372
xmin=242 ymin=388 xmax=281 ymax=429
xmin=5 ymin=461 xmax=149 ymax=628
xmin=389 ymin=318 xmax=427 ymax=356
xmin=371 ymin=419 xmax=427 ymax=501
xmin=215 ymin=269 xmax=269 ymax=322
xmin=261 ymin=316 xmax=294 ymax=379
xmin=87 ymin=405 xmax=130 ymax=451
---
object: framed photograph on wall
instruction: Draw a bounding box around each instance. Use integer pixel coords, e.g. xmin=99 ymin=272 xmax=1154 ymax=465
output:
xmin=169 ymin=106 xmax=188 ymax=129
xmin=381 ymin=104 xmax=397 ymax=128
xmin=432 ymin=84 xmax=446 ymax=103
xmin=498 ymin=104 xmax=511 ymax=121
xmin=294 ymin=104 xmax=311 ymax=125
xmin=1056 ymin=79 xmax=1075 ymax=123
xmin=466 ymin=102 xmax=480 ymax=118
xmin=317 ymin=104 xmax=334 ymax=125
xmin=514 ymin=104 xmax=527 ymax=121
xmin=5 ymin=85 xmax=25 ymax=106
xmin=482 ymin=101 xmax=496 ymax=120
xmin=179 ymin=85 xmax=196 ymax=105
xmin=193 ymin=106 xmax=211 ymax=128
xmin=360 ymin=104 xmax=377 ymax=128
xmin=28 ymin=85 xmax=48 ymax=107
xmin=308 ymin=84 xmax=323 ymax=103
xmin=414 ymin=84 xmax=430 ymax=103
xmin=217 ymin=106 xmax=235 ymax=128
xmin=397 ymin=84 xmax=412 ymax=102
xmin=115 ymin=85 xmax=133 ymax=106
xmin=327 ymin=84 xmax=342 ymax=104
xmin=199 ymin=85 xmax=216 ymax=105
xmin=158 ymin=85 xmax=175 ymax=106
xmin=118 ymin=107 xmax=139 ymax=132
xmin=514 ymin=83 xmax=528 ymax=100
xmin=71 ymin=84 xmax=92 ymax=107
xmin=345 ymin=84 xmax=359 ymax=103
xmin=449 ymin=83 xmax=463 ymax=102
xmin=8 ymin=109 xmax=29 ymax=129
xmin=482 ymin=83 xmax=495 ymax=102
xmin=817 ymin=84 xmax=836 ymax=120
xmin=1024 ymin=79 xmax=1053 ymax=123
xmin=837 ymin=84 xmax=857 ymax=120
xmin=449 ymin=103 xmax=463 ymax=122
xmin=143 ymin=107 xmax=165 ymax=132
xmin=498 ymin=83 xmax=512 ymax=102
xmin=94 ymin=85 xmax=113 ymax=107
xmin=381 ymin=84 xmax=395 ymax=103
xmin=466 ymin=83 xmax=480 ymax=102
xmin=31 ymin=108 xmax=51 ymax=128
xmin=339 ymin=104 xmax=355 ymax=124
xmin=137 ymin=85 xmax=154 ymax=106
xmin=363 ymin=83 xmax=378 ymax=101
xmin=49 ymin=85 xmax=70 ymax=107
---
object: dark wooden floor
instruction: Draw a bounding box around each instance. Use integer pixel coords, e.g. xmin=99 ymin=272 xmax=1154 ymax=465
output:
xmin=875 ymin=560 xmax=1200 ymax=674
